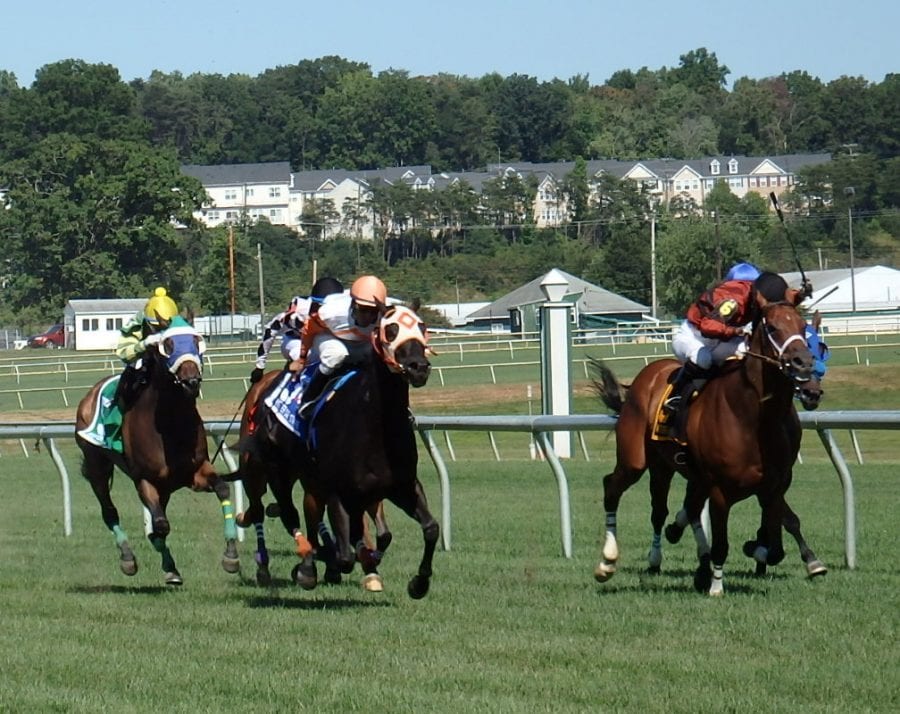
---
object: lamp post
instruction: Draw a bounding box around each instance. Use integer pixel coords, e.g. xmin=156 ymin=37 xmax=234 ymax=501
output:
xmin=539 ymin=269 xmax=572 ymax=458
xmin=844 ymin=186 xmax=856 ymax=313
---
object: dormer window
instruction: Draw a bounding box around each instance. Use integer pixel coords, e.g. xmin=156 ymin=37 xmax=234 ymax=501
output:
xmin=710 ymin=160 xmax=720 ymax=176
xmin=728 ymin=158 xmax=738 ymax=175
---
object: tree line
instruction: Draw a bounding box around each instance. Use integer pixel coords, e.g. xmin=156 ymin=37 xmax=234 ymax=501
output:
xmin=0 ymin=51 xmax=897 ymax=329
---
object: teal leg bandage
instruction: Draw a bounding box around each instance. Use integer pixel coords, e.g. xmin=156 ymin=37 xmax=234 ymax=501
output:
xmin=221 ymin=499 xmax=238 ymax=541
xmin=112 ymin=524 xmax=129 ymax=546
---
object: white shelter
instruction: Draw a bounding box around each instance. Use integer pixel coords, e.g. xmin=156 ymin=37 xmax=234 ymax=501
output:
xmin=64 ymin=299 xmax=145 ymax=351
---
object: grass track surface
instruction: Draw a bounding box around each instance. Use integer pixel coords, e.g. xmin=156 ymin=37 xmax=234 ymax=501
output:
xmin=1 ymin=447 xmax=897 ymax=712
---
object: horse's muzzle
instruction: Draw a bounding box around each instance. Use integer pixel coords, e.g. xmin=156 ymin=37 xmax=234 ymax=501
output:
xmin=797 ymin=382 xmax=823 ymax=411
xmin=406 ymin=362 xmax=431 ymax=389
xmin=179 ymin=376 xmax=203 ymax=398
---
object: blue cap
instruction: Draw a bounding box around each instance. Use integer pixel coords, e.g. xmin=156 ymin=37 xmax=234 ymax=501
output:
xmin=725 ymin=262 xmax=762 ymax=281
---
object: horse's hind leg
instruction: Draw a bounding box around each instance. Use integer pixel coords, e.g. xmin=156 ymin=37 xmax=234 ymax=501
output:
xmin=81 ymin=451 xmax=138 ymax=576
xmin=234 ymin=458 xmax=272 ymax=585
xmin=268 ymin=476 xmax=316 ymax=591
xmin=595 ymin=463 xmax=645 ymax=583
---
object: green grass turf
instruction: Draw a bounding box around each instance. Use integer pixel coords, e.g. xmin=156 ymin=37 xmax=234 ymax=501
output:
xmin=0 ymin=446 xmax=897 ymax=712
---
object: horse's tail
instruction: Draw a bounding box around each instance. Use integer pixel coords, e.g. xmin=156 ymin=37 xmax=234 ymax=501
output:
xmin=588 ymin=357 xmax=627 ymax=415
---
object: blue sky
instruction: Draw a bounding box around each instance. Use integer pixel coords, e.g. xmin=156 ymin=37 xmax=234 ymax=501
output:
xmin=2 ymin=0 xmax=896 ymax=88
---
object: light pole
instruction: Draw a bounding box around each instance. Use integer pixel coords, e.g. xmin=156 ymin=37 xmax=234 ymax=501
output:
xmin=844 ymin=186 xmax=856 ymax=313
xmin=650 ymin=206 xmax=658 ymax=319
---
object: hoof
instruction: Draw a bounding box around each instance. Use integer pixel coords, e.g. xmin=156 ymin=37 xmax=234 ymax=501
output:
xmin=324 ymin=566 xmax=342 ymax=585
xmin=120 ymin=557 xmax=138 ymax=577
xmin=752 ymin=545 xmax=768 ymax=564
xmin=647 ymin=565 xmax=661 ymax=575
xmin=292 ymin=562 xmax=317 ymax=591
xmin=222 ymin=540 xmax=240 ymax=574
xmin=256 ymin=566 xmax=272 ymax=587
xmin=265 ymin=502 xmax=281 ymax=518
xmin=362 ymin=573 xmax=384 ymax=593
xmin=594 ymin=560 xmax=617 ymax=583
xmin=407 ymin=574 xmax=430 ymax=599
xmin=806 ymin=559 xmax=828 ymax=578
xmin=693 ymin=556 xmax=712 ymax=593
xmin=236 ymin=511 xmax=251 ymax=528
xmin=165 ymin=570 xmax=183 ymax=586
xmin=664 ymin=523 xmax=684 ymax=544
xmin=647 ymin=547 xmax=662 ymax=571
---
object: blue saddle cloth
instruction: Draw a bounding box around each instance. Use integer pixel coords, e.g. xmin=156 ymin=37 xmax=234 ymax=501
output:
xmin=263 ymin=364 xmax=356 ymax=442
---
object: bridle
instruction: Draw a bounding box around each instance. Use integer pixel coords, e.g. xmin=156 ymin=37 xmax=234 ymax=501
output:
xmin=375 ymin=305 xmax=432 ymax=376
xmin=744 ymin=302 xmax=811 ymax=384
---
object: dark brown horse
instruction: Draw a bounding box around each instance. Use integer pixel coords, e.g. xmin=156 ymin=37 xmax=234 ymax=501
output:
xmin=75 ymin=317 xmax=240 ymax=585
xmin=592 ymin=297 xmax=820 ymax=595
xmin=230 ymin=304 xmax=439 ymax=597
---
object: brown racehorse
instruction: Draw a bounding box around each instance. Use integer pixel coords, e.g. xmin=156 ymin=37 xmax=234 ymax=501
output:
xmin=75 ymin=317 xmax=240 ymax=585
xmin=228 ymin=304 xmax=438 ymax=597
xmin=592 ymin=297 xmax=820 ymax=595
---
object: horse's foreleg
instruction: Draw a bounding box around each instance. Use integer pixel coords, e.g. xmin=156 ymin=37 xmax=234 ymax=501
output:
xmin=82 ymin=455 xmax=137 ymax=576
xmin=701 ymin=489 xmax=730 ymax=597
xmin=233 ymin=459 xmax=271 ymax=585
xmin=782 ymin=500 xmax=827 ymax=577
xmin=369 ymin=500 xmax=392 ymax=557
xmin=137 ymin=481 xmax=181 ymax=586
xmin=390 ymin=480 xmax=439 ymax=599
xmin=209 ymin=474 xmax=240 ymax=575
xmin=647 ymin=464 xmax=675 ymax=573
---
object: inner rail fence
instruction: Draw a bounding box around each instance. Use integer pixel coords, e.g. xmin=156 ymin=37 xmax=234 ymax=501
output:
xmin=3 ymin=410 xmax=898 ymax=569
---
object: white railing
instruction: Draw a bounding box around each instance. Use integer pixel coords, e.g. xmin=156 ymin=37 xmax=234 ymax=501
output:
xmin=4 ymin=410 xmax=899 ymax=569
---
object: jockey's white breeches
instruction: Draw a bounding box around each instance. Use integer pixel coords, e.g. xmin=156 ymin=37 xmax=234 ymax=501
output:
xmin=672 ymin=320 xmax=747 ymax=370
xmin=312 ymin=334 xmax=372 ymax=375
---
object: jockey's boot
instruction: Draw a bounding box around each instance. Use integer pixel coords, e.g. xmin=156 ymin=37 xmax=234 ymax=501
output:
xmin=298 ymin=369 xmax=330 ymax=418
xmin=662 ymin=362 xmax=708 ymax=419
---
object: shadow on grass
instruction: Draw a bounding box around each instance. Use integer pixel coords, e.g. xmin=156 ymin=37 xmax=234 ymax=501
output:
xmin=68 ymin=584 xmax=178 ymax=595
xmin=244 ymin=594 xmax=393 ymax=610
xmin=590 ymin=565 xmax=794 ymax=596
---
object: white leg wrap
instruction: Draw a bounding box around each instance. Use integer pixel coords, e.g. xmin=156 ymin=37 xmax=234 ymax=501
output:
xmin=709 ymin=565 xmax=725 ymax=596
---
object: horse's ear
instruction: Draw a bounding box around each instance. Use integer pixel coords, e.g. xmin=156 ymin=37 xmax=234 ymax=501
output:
xmin=156 ymin=311 xmax=171 ymax=331
xmin=785 ymin=288 xmax=804 ymax=307
xmin=185 ymin=307 xmax=195 ymax=326
xmin=409 ymin=297 xmax=422 ymax=313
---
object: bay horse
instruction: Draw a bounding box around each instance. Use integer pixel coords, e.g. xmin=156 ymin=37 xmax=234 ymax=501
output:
xmin=592 ymin=297 xmax=819 ymax=595
xmin=229 ymin=304 xmax=439 ymax=598
xmin=75 ymin=317 xmax=240 ymax=585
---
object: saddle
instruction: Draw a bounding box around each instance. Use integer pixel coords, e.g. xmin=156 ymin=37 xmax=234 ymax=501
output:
xmin=260 ymin=364 xmax=357 ymax=445
xmin=76 ymin=376 xmax=125 ymax=452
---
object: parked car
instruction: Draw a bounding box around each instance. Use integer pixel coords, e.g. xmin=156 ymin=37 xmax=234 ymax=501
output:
xmin=27 ymin=323 xmax=65 ymax=349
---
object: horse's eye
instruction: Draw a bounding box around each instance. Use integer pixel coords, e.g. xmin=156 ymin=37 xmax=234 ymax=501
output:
xmin=384 ymin=324 xmax=399 ymax=342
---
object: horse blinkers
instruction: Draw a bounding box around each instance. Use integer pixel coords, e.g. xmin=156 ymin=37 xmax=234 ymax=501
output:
xmin=158 ymin=331 xmax=205 ymax=396
xmin=378 ymin=306 xmax=432 ymax=388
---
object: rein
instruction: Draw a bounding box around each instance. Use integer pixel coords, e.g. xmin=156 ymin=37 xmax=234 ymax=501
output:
xmin=742 ymin=305 xmax=809 ymax=379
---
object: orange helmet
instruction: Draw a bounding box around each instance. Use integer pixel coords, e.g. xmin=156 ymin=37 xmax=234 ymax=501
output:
xmin=350 ymin=275 xmax=387 ymax=307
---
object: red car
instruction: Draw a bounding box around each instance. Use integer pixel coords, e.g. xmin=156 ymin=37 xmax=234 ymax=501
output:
xmin=27 ymin=323 xmax=66 ymax=349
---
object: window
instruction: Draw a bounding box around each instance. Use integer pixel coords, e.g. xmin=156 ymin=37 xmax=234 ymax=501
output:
xmin=82 ymin=318 xmax=99 ymax=331
xmin=224 ymin=189 xmax=238 ymax=201
xmin=728 ymin=159 xmax=739 ymax=175
xmin=207 ymin=211 xmax=220 ymax=221
xmin=710 ymin=160 xmax=720 ymax=176
xmin=105 ymin=318 xmax=123 ymax=330
xmin=269 ymin=187 xmax=282 ymax=199
xmin=269 ymin=209 xmax=282 ymax=221
xmin=246 ymin=187 xmax=254 ymax=197
xmin=225 ymin=211 xmax=239 ymax=220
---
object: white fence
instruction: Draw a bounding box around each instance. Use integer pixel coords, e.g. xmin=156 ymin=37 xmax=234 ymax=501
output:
xmin=4 ymin=410 xmax=899 ymax=569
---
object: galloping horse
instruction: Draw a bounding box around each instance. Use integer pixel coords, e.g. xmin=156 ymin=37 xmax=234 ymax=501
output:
xmin=75 ymin=317 xmax=240 ymax=585
xmin=592 ymin=296 xmax=819 ymax=595
xmin=230 ymin=304 xmax=439 ymax=597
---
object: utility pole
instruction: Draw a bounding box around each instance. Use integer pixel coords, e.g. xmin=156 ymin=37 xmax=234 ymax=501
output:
xmin=713 ymin=210 xmax=722 ymax=281
xmin=650 ymin=211 xmax=658 ymax=319
xmin=228 ymin=226 xmax=236 ymax=315
xmin=256 ymin=242 xmax=265 ymax=330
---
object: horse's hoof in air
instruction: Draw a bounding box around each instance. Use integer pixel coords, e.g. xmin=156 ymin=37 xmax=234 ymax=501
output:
xmin=806 ymin=559 xmax=828 ymax=578
xmin=664 ymin=523 xmax=685 ymax=544
xmin=752 ymin=545 xmax=769 ymax=564
xmin=265 ymin=503 xmax=281 ymax=518
xmin=594 ymin=561 xmax=617 ymax=583
xmin=119 ymin=557 xmax=138 ymax=577
xmin=165 ymin=570 xmax=183 ymax=586
xmin=292 ymin=563 xmax=318 ymax=591
xmin=235 ymin=511 xmax=251 ymax=529
xmin=362 ymin=573 xmax=384 ymax=593
xmin=407 ymin=575 xmax=430 ymax=599
xmin=742 ymin=540 xmax=758 ymax=558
